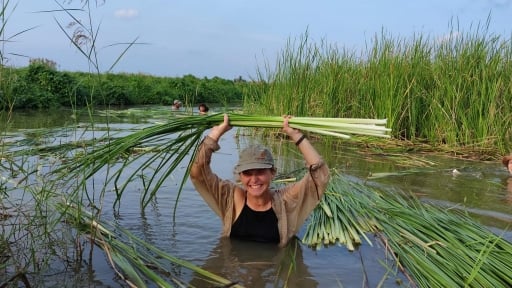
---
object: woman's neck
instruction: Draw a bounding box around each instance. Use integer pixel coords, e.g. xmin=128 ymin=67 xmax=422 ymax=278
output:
xmin=246 ymin=192 xmax=272 ymax=211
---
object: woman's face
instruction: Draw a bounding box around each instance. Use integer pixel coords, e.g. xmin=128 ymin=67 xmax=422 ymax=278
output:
xmin=508 ymin=161 xmax=512 ymax=175
xmin=239 ymin=168 xmax=275 ymax=197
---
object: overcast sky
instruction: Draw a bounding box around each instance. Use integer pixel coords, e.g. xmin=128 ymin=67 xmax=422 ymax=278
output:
xmin=3 ymin=0 xmax=512 ymax=80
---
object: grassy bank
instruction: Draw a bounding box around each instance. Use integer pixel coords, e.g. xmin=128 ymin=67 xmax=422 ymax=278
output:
xmin=243 ymin=25 xmax=512 ymax=158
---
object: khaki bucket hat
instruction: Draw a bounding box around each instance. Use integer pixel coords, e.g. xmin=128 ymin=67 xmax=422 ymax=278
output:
xmin=234 ymin=145 xmax=274 ymax=174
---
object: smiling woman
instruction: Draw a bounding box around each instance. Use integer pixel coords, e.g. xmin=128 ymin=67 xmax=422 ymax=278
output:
xmin=189 ymin=114 xmax=330 ymax=247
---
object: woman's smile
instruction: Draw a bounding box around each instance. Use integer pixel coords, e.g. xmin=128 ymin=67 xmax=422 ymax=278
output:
xmin=240 ymin=169 xmax=274 ymax=195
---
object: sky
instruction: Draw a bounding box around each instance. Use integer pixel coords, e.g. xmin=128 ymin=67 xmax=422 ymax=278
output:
xmin=3 ymin=0 xmax=512 ymax=80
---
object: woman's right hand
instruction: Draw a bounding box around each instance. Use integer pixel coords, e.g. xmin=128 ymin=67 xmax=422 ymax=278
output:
xmin=208 ymin=113 xmax=231 ymax=142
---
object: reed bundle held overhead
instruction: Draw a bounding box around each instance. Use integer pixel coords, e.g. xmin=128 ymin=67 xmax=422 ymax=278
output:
xmin=55 ymin=112 xmax=391 ymax=208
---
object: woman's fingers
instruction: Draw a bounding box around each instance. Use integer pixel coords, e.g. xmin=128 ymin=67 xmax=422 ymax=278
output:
xmin=282 ymin=115 xmax=301 ymax=138
xmin=221 ymin=113 xmax=232 ymax=132
xmin=208 ymin=114 xmax=231 ymax=141
xmin=282 ymin=115 xmax=293 ymax=127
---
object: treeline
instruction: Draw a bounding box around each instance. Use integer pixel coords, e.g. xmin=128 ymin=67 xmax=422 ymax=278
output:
xmin=0 ymin=59 xmax=246 ymax=110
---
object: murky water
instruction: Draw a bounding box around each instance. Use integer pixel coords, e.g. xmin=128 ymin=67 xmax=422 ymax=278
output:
xmin=1 ymin=106 xmax=511 ymax=287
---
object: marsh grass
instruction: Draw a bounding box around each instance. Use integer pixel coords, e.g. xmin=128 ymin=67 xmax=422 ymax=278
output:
xmin=0 ymin=154 xmax=80 ymax=286
xmin=245 ymin=21 xmax=512 ymax=157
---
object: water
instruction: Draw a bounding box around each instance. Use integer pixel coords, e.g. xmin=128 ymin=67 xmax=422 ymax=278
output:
xmin=1 ymin=106 xmax=511 ymax=287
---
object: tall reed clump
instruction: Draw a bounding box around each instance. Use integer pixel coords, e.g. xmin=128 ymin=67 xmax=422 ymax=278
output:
xmin=428 ymin=18 xmax=512 ymax=153
xmin=245 ymin=19 xmax=512 ymax=156
xmin=245 ymin=31 xmax=364 ymax=119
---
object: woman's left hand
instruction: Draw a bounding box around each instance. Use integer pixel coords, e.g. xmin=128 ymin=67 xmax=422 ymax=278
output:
xmin=282 ymin=115 xmax=303 ymax=141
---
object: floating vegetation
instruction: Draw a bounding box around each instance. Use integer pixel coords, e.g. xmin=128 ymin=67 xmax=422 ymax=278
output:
xmin=57 ymin=201 xmax=244 ymax=288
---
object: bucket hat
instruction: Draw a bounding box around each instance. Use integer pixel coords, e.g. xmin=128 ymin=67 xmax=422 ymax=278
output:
xmin=234 ymin=145 xmax=274 ymax=174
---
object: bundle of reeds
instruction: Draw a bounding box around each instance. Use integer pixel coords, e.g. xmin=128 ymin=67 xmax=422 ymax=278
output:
xmin=303 ymin=173 xmax=512 ymax=287
xmin=56 ymin=113 xmax=390 ymax=208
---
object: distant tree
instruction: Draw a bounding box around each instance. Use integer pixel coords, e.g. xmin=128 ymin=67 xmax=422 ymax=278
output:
xmin=29 ymin=58 xmax=58 ymax=70
xmin=16 ymin=59 xmax=77 ymax=108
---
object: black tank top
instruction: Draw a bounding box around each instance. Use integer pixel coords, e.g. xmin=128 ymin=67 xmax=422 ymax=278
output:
xmin=230 ymin=202 xmax=280 ymax=244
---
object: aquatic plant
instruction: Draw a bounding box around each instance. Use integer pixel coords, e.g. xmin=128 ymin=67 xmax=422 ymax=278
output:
xmin=303 ymin=172 xmax=512 ymax=287
xmin=57 ymin=201 xmax=244 ymax=288
xmin=245 ymin=23 xmax=512 ymax=156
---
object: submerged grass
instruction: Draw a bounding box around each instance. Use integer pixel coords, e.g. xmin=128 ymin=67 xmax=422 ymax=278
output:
xmin=57 ymin=201 xmax=244 ymax=288
xmin=303 ymin=173 xmax=512 ymax=287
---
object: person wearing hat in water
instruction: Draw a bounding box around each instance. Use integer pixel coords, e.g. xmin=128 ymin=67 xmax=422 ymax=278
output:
xmin=189 ymin=114 xmax=330 ymax=247
xmin=172 ymin=99 xmax=182 ymax=110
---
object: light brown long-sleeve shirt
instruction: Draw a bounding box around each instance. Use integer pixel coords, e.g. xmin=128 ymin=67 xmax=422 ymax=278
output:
xmin=190 ymin=136 xmax=330 ymax=247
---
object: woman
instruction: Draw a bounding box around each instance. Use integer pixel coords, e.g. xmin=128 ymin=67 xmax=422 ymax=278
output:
xmin=189 ymin=114 xmax=330 ymax=247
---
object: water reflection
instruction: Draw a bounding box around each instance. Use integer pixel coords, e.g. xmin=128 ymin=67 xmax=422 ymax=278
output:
xmin=189 ymin=237 xmax=317 ymax=288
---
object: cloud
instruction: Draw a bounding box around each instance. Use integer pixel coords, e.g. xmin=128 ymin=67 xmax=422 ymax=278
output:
xmin=114 ymin=8 xmax=139 ymax=19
